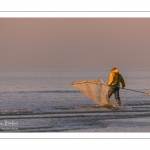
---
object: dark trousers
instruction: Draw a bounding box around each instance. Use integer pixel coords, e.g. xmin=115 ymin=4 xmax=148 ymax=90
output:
xmin=108 ymin=84 xmax=121 ymax=106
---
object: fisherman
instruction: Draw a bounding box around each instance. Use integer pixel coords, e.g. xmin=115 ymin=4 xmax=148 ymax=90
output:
xmin=107 ymin=67 xmax=125 ymax=107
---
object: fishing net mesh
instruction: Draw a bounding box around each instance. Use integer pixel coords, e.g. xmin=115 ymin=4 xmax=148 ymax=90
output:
xmin=72 ymin=79 xmax=115 ymax=107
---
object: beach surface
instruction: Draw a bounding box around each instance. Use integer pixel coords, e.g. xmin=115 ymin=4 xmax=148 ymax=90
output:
xmin=0 ymin=68 xmax=150 ymax=132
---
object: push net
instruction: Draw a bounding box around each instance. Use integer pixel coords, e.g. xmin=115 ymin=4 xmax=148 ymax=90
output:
xmin=71 ymin=79 xmax=115 ymax=107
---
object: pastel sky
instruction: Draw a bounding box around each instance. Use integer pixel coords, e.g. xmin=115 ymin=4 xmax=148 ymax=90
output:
xmin=0 ymin=18 xmax=150 ymax=69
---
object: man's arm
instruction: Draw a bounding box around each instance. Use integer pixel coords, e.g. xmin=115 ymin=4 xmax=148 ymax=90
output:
xmin=108 ymin=73 xmax=113 ymax=86
xmin=120 ymin=75 xmax=125 ymax=89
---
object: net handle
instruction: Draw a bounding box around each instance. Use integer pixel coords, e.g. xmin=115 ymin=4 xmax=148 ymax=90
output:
xmin=124 ymin=88 xmax=150 ymax=95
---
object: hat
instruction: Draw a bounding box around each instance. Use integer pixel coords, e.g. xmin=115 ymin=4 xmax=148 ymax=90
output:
xmin=111 ymin=67 xmax=119 ymax=72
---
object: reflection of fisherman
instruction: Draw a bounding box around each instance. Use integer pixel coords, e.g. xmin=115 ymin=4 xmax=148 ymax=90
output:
xmin=107 ymin=67 xmax=125 ymax=107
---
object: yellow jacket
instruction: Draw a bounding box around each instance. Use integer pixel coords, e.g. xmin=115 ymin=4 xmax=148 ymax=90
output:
xmin=108 ymin=69 xmax=125 ymax=87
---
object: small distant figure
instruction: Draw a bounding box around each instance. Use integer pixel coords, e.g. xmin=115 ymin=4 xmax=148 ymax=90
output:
xmin=107 ymin=67 xmax=125 ymax=107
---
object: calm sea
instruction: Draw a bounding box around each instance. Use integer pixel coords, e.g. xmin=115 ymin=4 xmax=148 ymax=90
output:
xmin=0 ymin=68 xmax=150 ymax=132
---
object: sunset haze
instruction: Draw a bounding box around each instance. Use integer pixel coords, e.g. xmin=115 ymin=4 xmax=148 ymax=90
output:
xmin=0 ymin=18 xmax=149 ymax=69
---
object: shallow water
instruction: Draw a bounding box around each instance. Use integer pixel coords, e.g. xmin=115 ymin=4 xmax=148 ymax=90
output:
xmin=0 ymin=68 xmax=150 ymax=132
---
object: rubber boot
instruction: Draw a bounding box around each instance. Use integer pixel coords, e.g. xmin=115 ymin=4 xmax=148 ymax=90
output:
xmin=116 ymin=99 xmax=121 ymax=107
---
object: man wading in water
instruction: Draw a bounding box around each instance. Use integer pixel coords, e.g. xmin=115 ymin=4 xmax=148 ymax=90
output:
xmin=107 ymin=67 xmax=125 ymax=107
